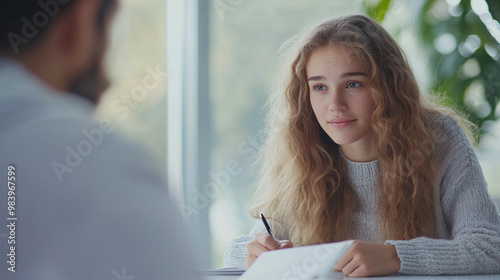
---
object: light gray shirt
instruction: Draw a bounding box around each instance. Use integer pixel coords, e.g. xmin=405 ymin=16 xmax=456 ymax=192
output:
xmin=0 ymin=57 xmax=198 ymax=280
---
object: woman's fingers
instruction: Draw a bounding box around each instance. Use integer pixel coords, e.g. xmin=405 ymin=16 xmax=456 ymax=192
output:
xmin=334 ymin=240 xmax=401 ymax=277
xmin=247 ymin=238 xmax=272 ymax=257
xmin=246 ymin=233 xmax=293 ymax=268
xmin=246 ymin=240 xmax=264 ymax=269
xmin=246 ymin=253 xmax=258 ymax=269
xmin=279 ymin=239 xmax=294 ymax=249
xmin=334 ymin=239 xmax=354 ymax=272
xmin=246 ymin=232 xmax=278 ymax=268
xmin=340 ymin=260 xmax=360 ymax=276
xmin=255 ymin=232 xmax=280 ymax=250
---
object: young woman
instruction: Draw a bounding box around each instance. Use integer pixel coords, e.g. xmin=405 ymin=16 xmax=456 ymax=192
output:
xmin=223 ymin=14 xmax=500 ymax=277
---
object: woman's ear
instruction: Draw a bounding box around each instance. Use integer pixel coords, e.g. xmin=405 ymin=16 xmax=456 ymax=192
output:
xmin=49 ymin=0 xmax=102 ymax=79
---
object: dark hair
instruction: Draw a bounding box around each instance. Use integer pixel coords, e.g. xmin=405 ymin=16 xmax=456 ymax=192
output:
xmin=0 ymin=0 xmax=115 ymax=54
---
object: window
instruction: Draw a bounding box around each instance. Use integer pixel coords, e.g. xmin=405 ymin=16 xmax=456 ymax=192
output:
xmin=98 ymin=0 xmax=167 ymax=167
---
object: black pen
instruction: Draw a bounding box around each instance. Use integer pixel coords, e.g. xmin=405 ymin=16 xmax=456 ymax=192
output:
xmin=260 ymin=213 xmax=273 ymax=238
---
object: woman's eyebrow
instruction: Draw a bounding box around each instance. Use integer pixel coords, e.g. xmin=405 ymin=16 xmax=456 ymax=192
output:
xmin=307 ymin=72 xmax=367 ymax=82
xmin=307 ymin=76 xmax=326 ymax=82
xmin=341 ymin=72 xmax=367 ymax=78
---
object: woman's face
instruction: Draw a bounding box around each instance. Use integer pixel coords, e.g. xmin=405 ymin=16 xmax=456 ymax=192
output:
xmin=307 ymin=45 xmax=376 ymax=159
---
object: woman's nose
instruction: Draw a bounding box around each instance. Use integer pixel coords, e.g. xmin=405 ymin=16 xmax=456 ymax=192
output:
xmin=328 ymin=91 xmax=346 ymax=111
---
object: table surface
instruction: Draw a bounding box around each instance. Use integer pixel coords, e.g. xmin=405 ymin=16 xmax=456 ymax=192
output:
xmin=202 ymin=272 xmax=500 ymax=280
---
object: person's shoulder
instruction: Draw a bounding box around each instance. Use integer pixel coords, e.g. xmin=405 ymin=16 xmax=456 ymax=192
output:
xmin=0 ymin=82 xmax=94 ymax=134
xmin=1 ymin=92 xmax=165 ymax=191
xmin=49 ymin=118 xmax=165 ymax=190
xmin=429 ymin=112 xmax=478 ymax=173
xmin=430 ymin=113 xmax=471 ymax=147
xmin=430 ymin=113 xmax=459 ymax=133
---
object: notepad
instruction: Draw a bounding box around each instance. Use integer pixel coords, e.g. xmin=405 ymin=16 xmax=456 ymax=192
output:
xmin=199 ymin=267 xmax=245 ymax=276
xmin=239 ymin=240 xmax=353 ymax=280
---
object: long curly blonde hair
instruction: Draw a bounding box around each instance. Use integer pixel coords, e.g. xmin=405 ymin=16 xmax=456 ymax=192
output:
xmin=250 ymin=14 xmax=475 ymax=245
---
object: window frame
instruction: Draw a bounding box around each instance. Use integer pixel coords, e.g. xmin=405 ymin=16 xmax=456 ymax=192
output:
xmin=166 ymin=0 xmax=212 ymax=268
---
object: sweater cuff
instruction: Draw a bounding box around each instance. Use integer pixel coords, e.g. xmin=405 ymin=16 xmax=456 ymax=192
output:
xmin=385 ymin=239 xmax=429 ymax=275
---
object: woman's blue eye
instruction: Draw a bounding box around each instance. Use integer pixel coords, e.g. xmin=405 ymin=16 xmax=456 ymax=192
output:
xmin=347 ymin=82 xmax=361 ymax=88
xmin=313 ymin=85 xmax=326 ymax=91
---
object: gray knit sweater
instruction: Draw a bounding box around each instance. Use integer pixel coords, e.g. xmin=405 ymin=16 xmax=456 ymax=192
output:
xmin=223 ymin=115 xmax=500 ymax=275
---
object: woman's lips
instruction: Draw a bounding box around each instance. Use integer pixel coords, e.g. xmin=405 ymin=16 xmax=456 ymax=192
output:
xmin=328 ymin=118 xmax=356 ymax=128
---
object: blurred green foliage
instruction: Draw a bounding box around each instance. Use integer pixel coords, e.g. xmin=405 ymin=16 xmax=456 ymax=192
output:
xmin=366 ymin=0 xmax=500 ymax=141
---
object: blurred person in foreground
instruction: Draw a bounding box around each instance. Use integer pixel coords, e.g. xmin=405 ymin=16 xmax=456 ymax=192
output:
xmin=0 ymin=1 xmax=198 ymax=279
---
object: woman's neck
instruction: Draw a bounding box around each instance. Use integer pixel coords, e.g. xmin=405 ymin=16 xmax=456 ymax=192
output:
xmin=340 ymin=140 xmax=378 ymax=163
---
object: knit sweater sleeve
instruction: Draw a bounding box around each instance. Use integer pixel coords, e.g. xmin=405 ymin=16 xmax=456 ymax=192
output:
xmin=385 ymin=115 xmax=500 ymax=275
xmin=223 ymin=220 xmax=267 ymax=269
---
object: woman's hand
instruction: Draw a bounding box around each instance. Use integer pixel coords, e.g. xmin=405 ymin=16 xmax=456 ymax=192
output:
xmin=246 ymin=232 xmax=294 ymax=268
xmin=334 ymin=240 xmax=401 ymax=277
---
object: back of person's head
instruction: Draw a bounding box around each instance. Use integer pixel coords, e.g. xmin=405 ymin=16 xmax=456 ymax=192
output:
xmin=0 ymin=0 xmax=118 ymax=105
xmin=0 ymin=0 xmax=115 ymax=55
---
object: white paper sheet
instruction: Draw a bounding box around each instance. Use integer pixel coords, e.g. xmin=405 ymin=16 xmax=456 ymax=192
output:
xmin=240 ymin=240 xmax=353 ymax=280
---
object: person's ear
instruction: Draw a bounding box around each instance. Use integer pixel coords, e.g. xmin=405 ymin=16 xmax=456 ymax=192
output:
xmin=50 ymin=0 xmax=102 ymax=79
